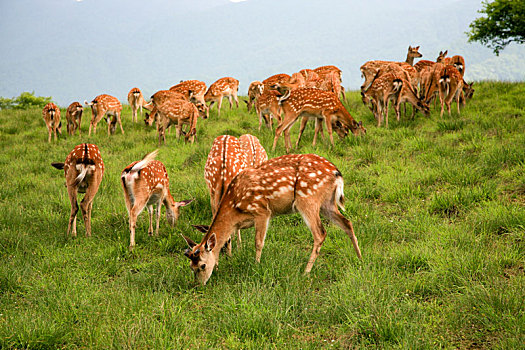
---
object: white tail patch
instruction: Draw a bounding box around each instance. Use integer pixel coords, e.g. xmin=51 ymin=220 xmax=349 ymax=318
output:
xmin=131 ymin=149 xmax=159 ymax=172
xmin=334 ymin=175 xmax=345 ymax=212
xmin=71 ymin=164 xmax=94 ymax=187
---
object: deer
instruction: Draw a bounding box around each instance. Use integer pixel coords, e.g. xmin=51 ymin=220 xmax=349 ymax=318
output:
xmin=360 ymin=72 xmax=404 ymax=128
xmin=239 ymin=134 xmax=268 ymax=169
xmin=436 ymin=50 xmax=466 ymax=76
xmin=121 ymin=150 xmax=193 ymax=250
xmin=51 ymin=143 xmax=104 ymax=237
xmin=42 ymin=102 xmax=62 ymax=142
xmin=204 ymin=135 xmax=248 ymax=254
xmin=127 ymin=87 xmax=145 ymax=123
xmin=85 ymin=94 xmax=123 ymax=136
xmin=170 ymin=80 xmax=208 ymax=106
xmin=437 ymin=65 xmax=465 ymax=117
xmin=255 ymin=88 xmax=282 ymax=130
xmin=204 ymin=77 xmax=240 ymax=117
xmin=392 ymin=78 xmax=431 ymax=121
xmin=182 ymin=153 xmax=362 ymax=285
xmin=245 ymin=81 xmax=264 ymax=113
xmin=65 ymin=102 xmax=83 ymax=136
xmin=271 ymin=87 xmax=366 ymax=153
xmin=262 ymin=73 xmax=291 ymax=89
xmin=421 ymin=62 xmax=445 ymax=106
xmin=145 ymin=90 xmax=187 ymax=127
xmin=299 ymin=69 xmax=322 ymax=88
xmin=153 ymin=96 xmax=207 ymax=145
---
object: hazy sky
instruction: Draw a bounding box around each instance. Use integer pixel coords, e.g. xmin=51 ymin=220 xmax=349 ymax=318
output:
xmin=1 ymin=0 xmax=523 ymax=105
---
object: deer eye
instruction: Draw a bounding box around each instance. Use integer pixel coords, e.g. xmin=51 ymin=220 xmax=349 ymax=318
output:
xmin=200 ymin=264 xmax=206 ymax=271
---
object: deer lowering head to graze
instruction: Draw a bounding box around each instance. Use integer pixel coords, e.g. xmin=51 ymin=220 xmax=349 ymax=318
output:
xmin=204 ymin=135 xmax=248 ymax=254
xmin=255 ymin=88 xmax=282 ymax=130
xmin=461 ymin=80 xmax=475 ymax=103
xmin=438 ymin=65 xmax=465 ymax=117
xmin=170 ymin=80 xmax=208 ymax=106
xmin=272 ymin=88 xmax=365 ymax=152
xmin=153 ymin=94 xmax=206 ymax=145
xmin=204 ymin=77 xmax=240 ymax=117
xmin=42 ymin=103 xmax=62 ymax=142
xmin=239 ymin=134 xmax=268 ymax=169
xmin=65 ymin=102 xmax=83 ymax=136
xmin=121 ymin=150 xmax=193 ymax=250
xmin=51 ymin=144 xmax=104 ymax=237
xmin=145 ymin=90 xmax=187 ymax=127
xmin=183 ymin=153 xmax=362 ymax=285
xmin=245 ymin=81 xmax=264 ymax=113
xmin=262 ymin=73 xmax=291 ymax=89
xmin=85 ymin=94 xmax=123 ymax=136
xmin=127 ymin=87 xmax=145 ymax=123
xmin=360 ymin=71 xmax=404 ymax=128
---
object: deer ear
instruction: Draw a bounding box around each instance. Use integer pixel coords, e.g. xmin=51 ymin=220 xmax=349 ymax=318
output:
xmin=177 ymin=198 xmax=194 ymax=207
xmin=51 ymin=162 xmax=64 ymax=170
xmin=181 ymin=234 xmax=197 ymax=248
xmin=205 ymin=233 xmax=216 ymax=252
xmin=416 ymin=46 xmax=420 ymax=50
xmin=192 ymin=225 xmax=209 ymax=233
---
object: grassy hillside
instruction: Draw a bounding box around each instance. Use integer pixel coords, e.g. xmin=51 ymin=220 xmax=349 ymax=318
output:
xmin=0 ymin=82 xmax=523 ymax=349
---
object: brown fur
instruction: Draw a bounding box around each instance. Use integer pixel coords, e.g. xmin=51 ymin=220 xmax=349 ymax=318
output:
xmin=42 ymin=102 xmax=62 ymax=142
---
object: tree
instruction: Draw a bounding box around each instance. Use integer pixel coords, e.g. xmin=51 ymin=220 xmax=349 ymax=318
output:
xmin=467 ymin=0 xmax=525 ymax=55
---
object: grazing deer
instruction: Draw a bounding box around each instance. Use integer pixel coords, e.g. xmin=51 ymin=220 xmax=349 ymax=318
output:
xmin=461 ymin=80 xmax=475 ymax=103
xmin=85 ymin=94 xmax=123 ymax=136
xmin=154 ymin=97 xmax=206 ymax=145
xmin=421 ymin=62 xmax=446 ymax=105
xmin=262 ymin=73 xmax=291 ymax=89
xmin=121 ymin=150 xmax=193 ymax=249
xmin=255 ymin=88 xmax=282 ymax=130
xmin=182 ymin=153 xmax=362 ymax=285
xmin=127 ymin=87 xmax=145 ymax=123
xmin=65 ymin=102 xmax=83 ymax=136
xmin=170 ymin=80 xmax=208 ymax=106
xmin=239 ymin=134 xmax=268 ymax=169
xmin=245 ymin=81 xmax=264 ymax=112
xmin=145 ymin=90 xmax=186 ymax=127
xmin=438 ymin=65 xmax=465 ymax=117
xmin=361 ymin=72 xmax=404 ymax=127
xmin=436 ymin=50 xmax=466 ymax=76
xmin=204 ymin=77 xmax=240 ymax=117
xmin=299 ymin=69 xmax=322 ymax=88
xmin=42 ymin=103 xmax=62 ymax=142
xmin=51 ymin=143 xmax=104 ymax=237
xmin=272 ymin=88 xmax=366 ymax=152
xmin=204 ymin=135 xmax=248 ymax=254
xmin=393 ymin=78 xmax=431 ymax=121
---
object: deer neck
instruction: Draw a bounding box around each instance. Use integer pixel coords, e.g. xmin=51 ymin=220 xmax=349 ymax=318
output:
xmin=206 ymin=205 xmax=251 ymax=255
xmin=405 ymin=54 xmax=415 ymax=66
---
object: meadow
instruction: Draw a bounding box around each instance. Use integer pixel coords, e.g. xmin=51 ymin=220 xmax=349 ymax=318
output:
xmin=0 ymin=82 xmax=523 ymax=349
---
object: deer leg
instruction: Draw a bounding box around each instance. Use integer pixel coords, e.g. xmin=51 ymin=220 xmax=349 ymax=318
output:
xmin=128 ymin=196 xmax=148 ymax=249
xmin=48 ymin=128 xmax=52 ymax=143
xmin=322 ymin=205 xmax=362 ymax=259
xmin=296 ymin=204 xmax=326 ymax=274
xmin=147 ymin=205 xmax=154 ymax=236
xmin=235 ymin=228 xmax=242 ymax=250
xmin=254 ymin=214 xmax=271 ymax=263
xmin=228 ymin=95 xmax=233 ymax=109
xmin=155 ymin=203 xmax=161 ymax=236
xmin=296 ymin=117 xmax=309 ymax=148
xmin=323 ymin=113 xmax=335 ymax=146
xmin=117 ymin=112 xmax=124 ymax=134
xmin=217 ymin=98 xmax=223 ymax=117
xmin=312 ymin=118 xmax=323 ymax=146
xmin=67 ymin=187 xmax=79 ymax=237
xmin=233 ymin=92 xmax=239 ymax=108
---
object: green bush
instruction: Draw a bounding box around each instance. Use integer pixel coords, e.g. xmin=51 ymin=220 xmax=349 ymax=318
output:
xmin=0 ymin=91 xmax=52 ymax=110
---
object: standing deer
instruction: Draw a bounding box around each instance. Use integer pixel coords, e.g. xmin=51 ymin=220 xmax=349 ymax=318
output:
xmin=360 ymin=72 xmax=404 ymax=127
xmin=127 ymin=87 xmax=145 ymax=123
xmin=42 ymin=102 xmax=62 ymax=142
xmin=182 ymin=153 xmax=362 ymax=285
xmin=121 ymin=150 xmax=193 ymax=249
xmin=436 ymin=50 xmax=466 ymax=76
xmin=438 ymin=65 xmax=465 ymax=117
xmin=65 ymin=102 xmax=83 ymax=136
xmin=51 ymin=143 xmax=104 ymax=237
xmin=145 ymin=90 xmax=187 ymax=127
xmin=170 ymin=80 xmax=208 ymax=105
xmin=204 ymin=135 xmax=248 ymax=254
xmin=245 ymin=81 xmax=264 ymax=113
xmin=85 ymin=94 xmax=123 ymax=136
xmin=239 ymin=134 xmax=268 ymax=169
xmin=204 ymin=77 xmax=240 ymax=117
xmin=255 ymin=88 xmax=282 ymax=130
xmin=271 ymin=88 xmax=366 ymax=152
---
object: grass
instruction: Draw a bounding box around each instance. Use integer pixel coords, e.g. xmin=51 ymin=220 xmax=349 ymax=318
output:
xmin=0 ymin=81 xmax=523 ymax=349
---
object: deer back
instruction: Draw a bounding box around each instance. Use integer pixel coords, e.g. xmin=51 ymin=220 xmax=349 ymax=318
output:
xmin=239 ymin=134 xmax=268 ymax=168
xmin=170 ymin=80 xmax=207 ymax=101
xmin=206 ymin=77 xmax=239 ymax=98
xmin=63 ymin=143 xmax=104 ymax=190
xmin=262 ymin=73 xmax=291 ymax=89
xmin=66 ymin=102 xmax=83 ymax=121
xmin=42 ymin=103 xmax=61 ymax=126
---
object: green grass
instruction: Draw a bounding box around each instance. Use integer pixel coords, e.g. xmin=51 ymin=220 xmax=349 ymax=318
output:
xmin=0 ymin=81 xmax=524 ymax=349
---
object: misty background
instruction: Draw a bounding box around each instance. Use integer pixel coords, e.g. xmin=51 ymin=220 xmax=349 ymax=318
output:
xmin=1 ymin=0 xmax=524 ymax=106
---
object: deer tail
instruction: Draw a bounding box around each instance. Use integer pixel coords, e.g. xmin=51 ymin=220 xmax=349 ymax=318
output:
xmin=334 ymin=171 xmax=345 ymax=212
xmin=131 ymin=149 xmax=159 ymax=172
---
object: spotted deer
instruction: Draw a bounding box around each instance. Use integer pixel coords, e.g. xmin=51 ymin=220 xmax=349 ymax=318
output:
xmin=42 ymin=103 xmax=62 ymax=142
xmin=145 ymin=90 xmax=187 ymax=127
xmin=65 ymin=102 xmax=83 ymax=136
xmin=153 ymin=96 xmax=207 ymax=145
xmin=437 ymin=65 xmax=465 ymax=117
xmin=271 ymin=88 xmax=366 ymax=152
xmin=245 ymin=81 xmax=264 ymax=113
xmin=436 ymin=50 xmax=466 ymax=76
xmin=51 ymin=144 xmax=104 ymax=237
xmin=127 ymin=87 xmax=145 ymax=123
xmin=170 ymin=80 xmax=208 ymax=106
xmin=121 ymin=150 xmax=193 ymax=250
xmin=85 ymin=94 xmax=123 ymax=136
xmin=239 ymin=134 xmax=268 ymax=169
xmin=299 ymin=69 xmax=322 ymax=88
xmin=204 ymin=77 xmax=240 ymax=117
xmin=262 ymin=73 xmax=291 ymax=89
xmin=204 ymin=135 xmax=248 ymax=254
xmin=361 ymin=72 xmax=404 ymax=127
xmin=255 ymin=88 xmax=282 ymax=130
xmin=182 ymin=153 xmax=362 ymax=285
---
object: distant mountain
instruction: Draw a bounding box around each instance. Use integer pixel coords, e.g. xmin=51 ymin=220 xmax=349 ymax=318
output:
xmin=1 ymin=0 xmax=523 ymax=105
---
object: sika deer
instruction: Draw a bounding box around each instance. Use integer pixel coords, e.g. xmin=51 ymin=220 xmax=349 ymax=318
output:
xmin=85 ymin=94 xmax=123 ymax=136
xmin=272 ymin=88 xmax=365 ymax=152
xmin=239 ymin=134 xmax=268 ymax=169
xmin=145 ymin=90 xmax=187 ymax=127
xmin=204 ymin=135 xmax=248 ymax=254
xmin=360 ymin=72 xmax=404 ymax=127
xmin=170 ymin=80 xmax=208 ymax=106
xmin=204 ymin=77 xmax=240 ymax=117
xmin=182 ymin=153 xmax=362 ymax=285
xmin=245 ymin=81 xmax=264 ymax=112
xmin=51 ymin=144 xmax=104 ymax=237
xmin=154 ymin=97 xmax=206 ymax=145
xmin=42 ymin=102 xmax=62 ymax=142
xmin=438 ymin=65 xmax=465 ymax=117
xmin=65 ymin=102 xmax=83 ymax=136
xmin=255 ymin=88 xmax=282 ymax=130
xmin=127 ymin=87 xmax=145 ymax=123
xmin=121 ymin=150 xmax=193 ymax=249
